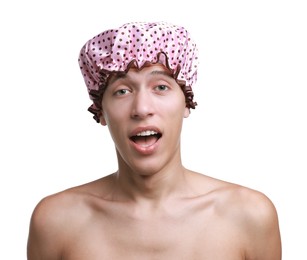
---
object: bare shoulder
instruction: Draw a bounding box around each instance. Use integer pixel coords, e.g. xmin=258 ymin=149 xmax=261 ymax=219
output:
xmin=190 ymin=171 xmax=278 ymax=223
xmin=219 ymin=181 xmax=281 ymax=259
xmin=215 ymin=178 xmax=278 ymax=221
xmin=222 ymin=181 xmax=278 ymax=234
xmin=189 ymin=171 xmax=282 ymax=259
xmin=27 ymin=175 xmax=113 ymax=259
xmin=27 ymin=190 xmax=70 ymax=259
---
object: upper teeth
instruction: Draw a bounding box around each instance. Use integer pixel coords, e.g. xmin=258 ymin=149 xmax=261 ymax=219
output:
xmin=136 ymin=130 xmax=158 ymax=136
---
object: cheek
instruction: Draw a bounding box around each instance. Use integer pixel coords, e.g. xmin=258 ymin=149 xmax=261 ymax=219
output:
xmin=102 ymin=104 xmax=128 ymax=126
xmin=103 ymin=111 xmax=126 ymax=142
xmin=164 ymin=95 xmax=187 ymax=117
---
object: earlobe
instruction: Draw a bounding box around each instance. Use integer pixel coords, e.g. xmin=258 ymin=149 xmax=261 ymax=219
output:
xmin=99 ymin=113 xmax=107 ymax=126
xmin=184 ymin=107 xmax=190 ymax=118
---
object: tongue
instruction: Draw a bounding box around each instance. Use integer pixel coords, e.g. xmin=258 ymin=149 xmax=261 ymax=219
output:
xmin=133 ymin=135 xmax=158 ymax=147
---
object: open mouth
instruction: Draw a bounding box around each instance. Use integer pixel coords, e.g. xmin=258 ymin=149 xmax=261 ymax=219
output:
xmin=130 ymin=130 xmax=162 ymax=147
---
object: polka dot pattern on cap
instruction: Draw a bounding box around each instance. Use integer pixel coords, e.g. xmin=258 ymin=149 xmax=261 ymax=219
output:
xmin=78 ymin=21 xmax=199 ymax=122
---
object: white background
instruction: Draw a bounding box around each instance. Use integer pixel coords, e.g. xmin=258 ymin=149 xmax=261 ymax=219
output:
xmin=0 ymin=0 xmax=306 ymax=259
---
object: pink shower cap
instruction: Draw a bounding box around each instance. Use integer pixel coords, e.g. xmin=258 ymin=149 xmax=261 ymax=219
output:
xmin=78 ymin=21 xmax=199 ymax=122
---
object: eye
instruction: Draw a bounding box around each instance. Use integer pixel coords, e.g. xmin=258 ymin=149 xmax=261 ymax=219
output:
xmin=114 ymin=89 xmax=131 ymax=96
xmin=155 ymin=85 xmax=169 ymax=92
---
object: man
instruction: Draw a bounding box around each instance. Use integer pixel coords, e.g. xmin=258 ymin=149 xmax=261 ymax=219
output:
xmin=27 ymin=21 xmax=282 ymax=259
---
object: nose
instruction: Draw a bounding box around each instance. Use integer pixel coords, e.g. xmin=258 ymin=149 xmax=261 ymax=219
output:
xmin=131 ymin=89 xmax=155 ymax=119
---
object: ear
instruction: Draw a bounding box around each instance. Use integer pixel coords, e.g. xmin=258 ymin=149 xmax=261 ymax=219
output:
xmin=183 ymin=107 xmax=190 ymax=118
xmin=99 ymin=111 xmax=107 ymax=126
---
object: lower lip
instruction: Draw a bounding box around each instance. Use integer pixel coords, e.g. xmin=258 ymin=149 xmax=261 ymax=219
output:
xmin=129 ymin=138 xmax=160 ymax=155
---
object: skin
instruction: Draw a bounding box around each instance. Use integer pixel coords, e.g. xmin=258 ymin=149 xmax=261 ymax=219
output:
xmin=27 ymin=64 xmax=282 ymax=259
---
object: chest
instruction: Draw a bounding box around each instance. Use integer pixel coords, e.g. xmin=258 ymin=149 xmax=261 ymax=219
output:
xmin=63 ymin=213 xmax=245 ymax=259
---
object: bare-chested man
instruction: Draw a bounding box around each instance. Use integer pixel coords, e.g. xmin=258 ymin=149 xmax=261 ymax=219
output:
xmin=27 ymin=21 xmax=282 ymax=259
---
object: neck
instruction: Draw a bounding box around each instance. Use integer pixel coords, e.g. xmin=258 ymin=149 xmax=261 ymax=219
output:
xmin=112 ymin=163 xmax=189 ymax=204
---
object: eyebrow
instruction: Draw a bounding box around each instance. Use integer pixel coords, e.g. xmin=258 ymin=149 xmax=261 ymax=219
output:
xmin=108 ymin=69 xmax=173 ymax=85
xmin=150 ymin=70 xmax=173 ymax=78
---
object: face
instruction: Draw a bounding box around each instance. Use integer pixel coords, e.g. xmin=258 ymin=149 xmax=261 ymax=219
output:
xmin=100 ymin=64 xmax=190 ymax=175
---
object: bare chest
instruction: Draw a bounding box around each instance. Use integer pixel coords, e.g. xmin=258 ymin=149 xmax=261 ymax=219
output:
xmin=63 ymin=213 xmax=245 ymax=260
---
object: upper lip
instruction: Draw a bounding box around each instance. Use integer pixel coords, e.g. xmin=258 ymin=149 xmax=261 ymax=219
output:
xmin=129 ymin=126 xmax=162 ymax=138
